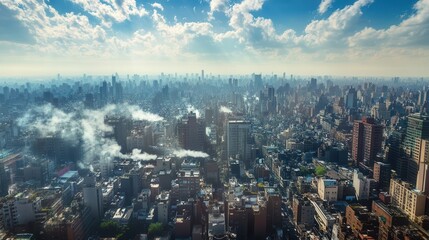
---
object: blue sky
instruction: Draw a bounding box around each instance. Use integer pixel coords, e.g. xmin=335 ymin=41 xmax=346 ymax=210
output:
xmin=0 ymin=0 xmax=428 ymax=77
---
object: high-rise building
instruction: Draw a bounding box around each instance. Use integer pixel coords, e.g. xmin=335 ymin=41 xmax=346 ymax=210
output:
xmin=389 ymin=178 xmax=426 ymax=222
xmin=177 ymin=112 xmax=206 ymax=151
xmin=265 ymin=188 xmax=282 ymax=232
xmin=226 ymin=120 xmax=251 ymax=167
xmin=373 ymin=162 xmax=391 ymax=191
xmin=82 ymin=175 xmax=103 ymax=222
xmin=352 ymin=117 xmax=384 ymax=167
xmin=416 ymin=139 xmax=429 ymax=193
xmin=345 ymin=87 xmax=357 ymax=109
xmin=403 ymin=114 xmax=429 ymax=186
xmin=352 ymin=170 xmax=376 ymax=200
xmin=0 ymin=162 xmax=9 ymax=197
xmin=254 ymin=74 xmax=263 ymax=89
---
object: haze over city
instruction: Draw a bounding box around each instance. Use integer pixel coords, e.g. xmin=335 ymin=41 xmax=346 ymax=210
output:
xmin=1 ymin=1 xmax=429 ymax=240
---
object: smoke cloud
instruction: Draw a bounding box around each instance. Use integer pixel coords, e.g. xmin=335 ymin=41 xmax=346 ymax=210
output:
xmin=219 ymin=106 xmax=232 ymax=113
xmin=187 ymin=105 xmax=201 ymax=118
xmin=129 ymin=149 xmax=157 ymax=161
xmin=17 ymin=103 xmax=163 ymax=167
xmin=172 ymin=149 xmax=209 ymax=158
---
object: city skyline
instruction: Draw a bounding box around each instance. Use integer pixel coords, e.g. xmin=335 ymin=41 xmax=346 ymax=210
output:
xmin=1 ymin=0 xmax=429 ymax=77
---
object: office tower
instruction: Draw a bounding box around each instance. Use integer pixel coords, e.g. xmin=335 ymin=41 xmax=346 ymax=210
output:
xmin=177 ymin=112 xmax=206 ymax=151
xmin=111 ymin=75 xmax=116 ymax=100
xmin=83 ymin=175 xmax=103 ymax=222
xmin=265 ymin=188 xmax=282 ymax=232
xmin=310 ymin=78 xmax=317 ymax=90
xmin=201 ymin=70 xmax=204 ymax=80
xmin=0 ymin=162 xmax=8 ymax=197
xmin=352 ymin=117 xmax=384 ymax=167
xmin=99 ymin=81 xmax=108 ymax=105
xmin=226 ymin=120 xmax=251 ymax=167
xmin=259 ymin=86 xmax=277 ymax=115
xmin=416 ymin=139 xmax=429 ymax=193
xmin=386 ymin=130 xmax=406 ymax=179
xmin=373 ymin=162 xmax=391 ymax=191
xmin=404 ymin=114 xmax=429 ymax=186
xmin=345 ymin=87 xmax=357 ymax=109
xmin=254 ymin=74 xmax=263 ymax=89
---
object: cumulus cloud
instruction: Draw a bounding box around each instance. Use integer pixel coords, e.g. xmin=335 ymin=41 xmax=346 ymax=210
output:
xmin=17 ymin=103 xmax=162 ymax=166
xmin=172 ymin=149 xmax=209 ymax=158
xmin=208 ymin=0 xmax=229 ymax=20
xmin=151 ymin=2 xmax=164 ymax=11
xmin=348 ymin=0 xmax=429 ymax=48
xmin=318 ymin=0 xmax=333 ymax=14
xmin=299 ymin=0 xmax=373 ymax=47
xmin=66 ymin=0 xmax=148 ymax=26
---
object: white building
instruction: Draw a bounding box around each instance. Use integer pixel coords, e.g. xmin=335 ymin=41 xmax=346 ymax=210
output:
xmin=156 ymin=191 xmax=170 ymax=224
xmin=83 ymin=176 xmax=104 ymax=222
xmin=317 ymin=178 xmax=338 ymax=202
xmin=353 ymin=170 xmax=376 ymax=200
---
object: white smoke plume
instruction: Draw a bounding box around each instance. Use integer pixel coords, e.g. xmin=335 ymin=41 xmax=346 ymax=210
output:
xmin=187 ymin=105 xmax=201 ymax=118
xmin=172 ymin=149 xmax=209 ymax=158
xmin=129 ymin=149 xmax=157 ymax=161
xmin=18 ymin=103 xmax=162 ymax=167
xmin=219 ymin=106 xmax=232 ymax=113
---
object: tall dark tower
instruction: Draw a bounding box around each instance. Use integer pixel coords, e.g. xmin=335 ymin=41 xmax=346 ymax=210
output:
xmin=177 ymin=112 xmax=206 ymax=151
xmin=352 ymin=117 xmax=384 ymax=167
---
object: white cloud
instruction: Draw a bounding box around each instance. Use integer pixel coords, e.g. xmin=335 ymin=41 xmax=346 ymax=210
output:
xmin=151 ymin=2 xmax=164 ymax=11
xmin=318 ymin=0 xmax=333 ymax=14
xmin=66 ymin=0 xmax=148 ymax=26
xmin=208 ymin=0 xmax=228 ymax=20
xmin=348 ymin=0 xmax=429 ymax=48
xmin=299 ymin=0 xmax=373 ymax=47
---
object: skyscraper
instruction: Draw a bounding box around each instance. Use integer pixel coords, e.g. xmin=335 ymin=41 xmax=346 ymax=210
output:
xmin=226 ymin=120 xmax=251 ymax=167
xmin=345 ymin=87 xmax=357 ymax=109
xmin=352 ymin=117 xmax=383 ymax=167
xmin=403 ymin=114 xmax=429 ymax=186
xmin=177 ymin=112 xmax=206 ymax=151
xmin=83 ymin=175 xmax=103 ymax=222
